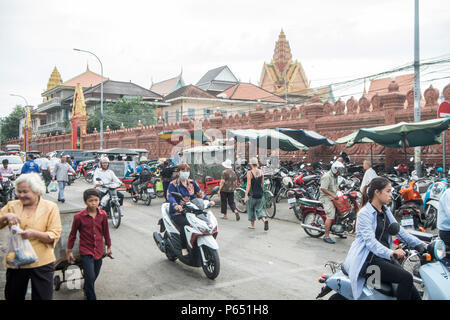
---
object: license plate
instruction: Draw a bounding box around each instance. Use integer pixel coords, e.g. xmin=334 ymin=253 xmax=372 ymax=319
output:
xmin=401 ymin=218 xmax=414 ymax=227
xmin=147 ymin=188 xmax=154 ymax=193
xmin=288 ymin=198 xmax=296 ymax=205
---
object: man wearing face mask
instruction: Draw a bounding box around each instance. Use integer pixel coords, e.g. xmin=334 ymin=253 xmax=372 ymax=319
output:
xmin=167 ymin=163 xmax=214 ymax=256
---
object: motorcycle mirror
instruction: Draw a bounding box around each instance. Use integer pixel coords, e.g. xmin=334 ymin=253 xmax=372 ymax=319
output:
xmin=410 ymin=157 xmax=414 ymax=162
xmin=387 ymin=223 xmax=400 ymax=236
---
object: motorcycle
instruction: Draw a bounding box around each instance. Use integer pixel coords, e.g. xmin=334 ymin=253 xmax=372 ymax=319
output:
xmin=153 ymin=187 xmax=220 ymax=279
xmin=132 ymin=179 xmax=156 ymax=206
xmin=67 ymin=171 xmax=76 ymax=185
xmin=96 ymin=178 xmax=123 ymax=229
xmin=384 ymin=174 xmax=407 ymax=215
xmin=396 ymin=179 xmax=426 ymax=231
xmin=76 ymin=160 xmax=95 ymax=179
xmin=423 ymin=173 xmax=448 ymax=230
xmin=300 ymin=191 xmax=360 ymax=238
xmin=316 ymin=223 xmax=449 ymax=300
xmin=292 ymin=169 xmax=321 ymax=200
xmin=0 ymin=174 xmax=15 ymax=206
xmin=85 ymin=169 xmax=95 ymax=184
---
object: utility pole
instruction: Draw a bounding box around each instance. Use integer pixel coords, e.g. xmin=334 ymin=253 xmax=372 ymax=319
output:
xmin=414 ymin=0 xmax=422 ymax=177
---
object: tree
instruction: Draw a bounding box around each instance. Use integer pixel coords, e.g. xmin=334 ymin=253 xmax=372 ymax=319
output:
xmin=1 ymin=105 xmax=24 ymax=141
xmin=86 ymin=97 xmax=156 ymax=133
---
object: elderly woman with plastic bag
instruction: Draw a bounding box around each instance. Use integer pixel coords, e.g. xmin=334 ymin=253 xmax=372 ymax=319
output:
xmin=0 ymin=173 xmax=62 ymax=300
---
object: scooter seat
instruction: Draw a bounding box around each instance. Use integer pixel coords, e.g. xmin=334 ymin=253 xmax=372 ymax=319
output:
xmin=406 ymin=229 xmax=436 ymax=243
xmin=298 ymin=198 xmax=322 ymax=207
xmin=372 ymin=282 xmax=399 ymax=297
xmin=303 ymin=175 xmax=319 ymax=183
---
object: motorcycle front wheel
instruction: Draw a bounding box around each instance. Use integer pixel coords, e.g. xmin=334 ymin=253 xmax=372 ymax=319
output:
xmin=201 ymin=245 xmax=220 ymax=280
xmin=424 ymin=204 xmax=437 ymax=230
xmin=111 ymin=205 xmax=122 ymax=229
xmin=302 ymin=212 xmax=325 ymax=238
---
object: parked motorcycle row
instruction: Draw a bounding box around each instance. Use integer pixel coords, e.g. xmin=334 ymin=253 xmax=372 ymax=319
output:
xmin=51 ymin=154 xmax=450 ymax=292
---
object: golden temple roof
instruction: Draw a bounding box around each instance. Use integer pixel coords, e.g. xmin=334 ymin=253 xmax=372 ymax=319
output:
xmin=259 ymin=29 xmax=310 ymax=97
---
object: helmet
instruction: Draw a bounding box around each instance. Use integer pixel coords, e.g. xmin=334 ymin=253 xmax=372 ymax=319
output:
xmin=100 ymin=157 xmax=110 ymax=163
xmin=331 ymin=161 xmax=345 ymax=175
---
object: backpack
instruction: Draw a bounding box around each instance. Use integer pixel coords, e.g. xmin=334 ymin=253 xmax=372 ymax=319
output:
xmin=140 ymin=166 xmax=152 ymax=182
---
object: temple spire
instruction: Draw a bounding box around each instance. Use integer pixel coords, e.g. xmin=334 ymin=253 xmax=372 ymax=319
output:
xmin=46 ymin=66 xmax=63 ymax=91
xmin=273 ymin=29 xmax=292 ymax=74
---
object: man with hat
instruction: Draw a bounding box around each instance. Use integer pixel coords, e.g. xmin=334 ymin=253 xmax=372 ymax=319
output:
xmin=218 ymin=159 xmax=239 ymax=220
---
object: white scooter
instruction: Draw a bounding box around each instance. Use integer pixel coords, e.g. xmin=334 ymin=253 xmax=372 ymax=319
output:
xmin=316 ymin=223 xmax=450 ymax=300
xmin=153 ymin=187 xmax=220 ymax=279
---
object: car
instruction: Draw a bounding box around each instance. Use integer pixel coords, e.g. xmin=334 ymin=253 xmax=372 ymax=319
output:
xmin=0 ymin=155 xmax=24 ymax=176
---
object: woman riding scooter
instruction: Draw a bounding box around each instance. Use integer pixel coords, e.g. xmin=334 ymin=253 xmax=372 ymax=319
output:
xmin=167 ymin=164 xmax=215 ymax=256
xmin=343 ymin=177 xmax=427 ymax=300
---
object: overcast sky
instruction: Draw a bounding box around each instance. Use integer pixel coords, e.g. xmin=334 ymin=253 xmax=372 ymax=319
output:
xmin=1 ymin=0 xmax=449 ymax=117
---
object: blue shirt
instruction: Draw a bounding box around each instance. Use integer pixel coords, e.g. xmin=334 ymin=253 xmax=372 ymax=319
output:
xmin=167 ymin=179 xmax=208 ymax=216
xmin=124 ymin=164 xmax=134 ymax=178
xmin=21 ymin=160 xmax=41 ymax=174
xmin=438 ymin=188 xmax=450 ymax=231
xmin=343 ymin=202 xmax=423 ymax=300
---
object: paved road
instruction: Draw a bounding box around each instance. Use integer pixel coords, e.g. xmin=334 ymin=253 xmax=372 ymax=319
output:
xmin=0 ymin=179 xmax=353 ymax=300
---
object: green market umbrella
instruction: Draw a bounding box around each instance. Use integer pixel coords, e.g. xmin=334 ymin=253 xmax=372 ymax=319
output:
xmin=227 ymin=129 xmax=308 ymax=151
xmin=336 ymin=117 xmax=450 ymax=170
xmin=276 ymin=128 xmax=334 ymax=147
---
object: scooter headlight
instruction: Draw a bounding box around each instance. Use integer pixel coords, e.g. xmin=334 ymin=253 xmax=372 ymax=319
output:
xmin=431 ymin=183 xmax=444 ymax=198
xmin=428 ymin=240 xmax=446 ymax=261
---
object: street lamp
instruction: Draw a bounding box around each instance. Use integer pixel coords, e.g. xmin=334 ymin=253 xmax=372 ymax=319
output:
xmin=10 ymin=93 xmax=30 ymax=152
xmin=73 ymin=48 xmax=104 ymax=150
xmin=10 ymin=93 xmax=29 ymax=107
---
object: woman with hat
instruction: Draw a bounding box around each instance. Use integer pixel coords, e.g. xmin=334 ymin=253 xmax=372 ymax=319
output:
xmin=218 ymin=159 xmax=239 ymax=221
xmin=244 ymin=157 xmax=269 ymax=231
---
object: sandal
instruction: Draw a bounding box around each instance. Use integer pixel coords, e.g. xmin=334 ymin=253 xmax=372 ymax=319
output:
xmin=234 ymin=212 xmax=240 ymax=221
xmin=220 ymin=215 xmax=228 ymax=219
xmin=248 ymin=226 xmax=255 ymax=229
xmin=264 ymin=220 xmax=269 ymax=231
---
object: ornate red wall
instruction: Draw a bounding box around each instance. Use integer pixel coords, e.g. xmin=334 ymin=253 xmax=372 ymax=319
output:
xmin=5 ymin=81 xmax=450 ymax=167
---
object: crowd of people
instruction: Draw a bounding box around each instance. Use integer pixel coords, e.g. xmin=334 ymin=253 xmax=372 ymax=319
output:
xmin=0 ymin=151 xmax=449 ymax=301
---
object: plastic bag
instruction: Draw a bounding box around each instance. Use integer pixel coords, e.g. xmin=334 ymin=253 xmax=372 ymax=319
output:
xmin=49 ymin=181 xmax=58 ymax=192
xmin=332 ymin=195 xmax=352 ymax=215
xmin=4 ymin=225 xmax=38 ymax=268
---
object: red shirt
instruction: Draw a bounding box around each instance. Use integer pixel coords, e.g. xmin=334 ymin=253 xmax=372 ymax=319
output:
xmin=67 ymin=208 xmax=111 ymax=260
